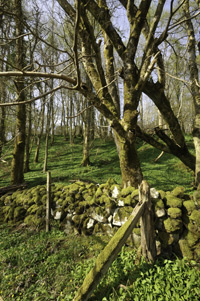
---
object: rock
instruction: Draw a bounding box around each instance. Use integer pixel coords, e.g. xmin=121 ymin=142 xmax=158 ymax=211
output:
xmin=164 ymin=217 xmax=182 ymax=233
xmin=64 ymin=221 xmax=73 ymax=234
xmin=179 ymin=239 xmax=194 ymax=260
xmin=183 ymin=200 xmax=196 ymax=215
xmin=112 ymin=186 xmax=120 ymax=198
xmin=54 ymin=211 xmax=62 ymax=220
xmin=166 ymin=195 xmax=183 ymax=208
xmin=186 ymin=231 xmax=200 ymax=247
xmin=90 ymin=211 xmax=107 ymax=223
xmin=117 ymin=200 xmax=124 ymax=207
xmin=167 ymin=208 xmax=182 ymax=219
xmin=87 ymin=218 xmax=95 ymax=229
xmin=120 ymin=187 xmax=135 ymax=198
xmin=155 ymin=208 xmax=166 ymax=218
xmin=150 ymin=188 xmax=160 ymax=199
xmin=112 ymin=207 xmax=132 ymax=226
xmin=172 ymin=186 xmax=185 ymax=198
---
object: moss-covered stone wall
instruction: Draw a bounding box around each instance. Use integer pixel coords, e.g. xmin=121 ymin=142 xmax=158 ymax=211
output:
xmin=0 ymin=179 xmax=200 ymax=261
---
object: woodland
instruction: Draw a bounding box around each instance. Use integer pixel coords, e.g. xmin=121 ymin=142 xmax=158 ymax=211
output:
xmin=0 ymin=0 xmax=200 ymax=300
xmin=0 ymin=0 xmax=199 ymax=189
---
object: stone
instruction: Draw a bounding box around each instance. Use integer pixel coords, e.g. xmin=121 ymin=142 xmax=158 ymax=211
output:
xmin=117 ymin=200 xmax=124 ymax=207
xmin=155 ymin=208 xmax=166 ymax=218
xmin=54 ymin=211 xmax=62 ymax=220
xmin=87 ymin=218 xmax=95 ymax=229
xmin=179 ymin=239 xmax=194 ymax=260
xmin=112 ymin=207 xmax=132 ymax=226
xmin=166 ymin=195 xmax=183 ymax=208
xmin=64 ymin=221 xmax=73 ymax=234
xmin=167 ymin=208 xmax=182 ymax=219
xmin=183 ymin=200 xmax=196 ymax=215
xmin=90 ymin=212 xmax=107 ymax=223
xmin=112 ymin=186 xmax=120 ymax=198
xmin=164 ymin=217 xmax=182 ymax=233
xmin=150 ymin=188 xmax=160 ymax=199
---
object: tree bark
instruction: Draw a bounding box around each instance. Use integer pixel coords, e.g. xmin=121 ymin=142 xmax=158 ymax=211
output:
xmin=11 ymin=0 xmax=26 ymax=185
xmin=183 ymin=1 xmax=200 ymax=188
xmin=115 ymin=131 xmax=143 ymax=188
xmin=24 ymin=103 xmax=32 ymax=172
xmin=34 ymin=99 xmax=45 ymax=163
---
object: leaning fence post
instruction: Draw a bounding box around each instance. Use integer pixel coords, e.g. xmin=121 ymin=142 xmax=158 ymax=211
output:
xmin=46 ymin=171 xmax=51 ymax=232
xmin=139 ymin=180 xmax=156 ymax=262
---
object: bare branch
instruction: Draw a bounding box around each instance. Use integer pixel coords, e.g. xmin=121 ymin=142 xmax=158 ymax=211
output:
xmin=73 ymin=0 xmax=81 ymax=88
xmin=0 ymin=70 xmax=76 ymax=84
xmin=0 ymin=85 xmax=63 ymax=106
xmin=66 ymin=105 xmax=93 ymax=119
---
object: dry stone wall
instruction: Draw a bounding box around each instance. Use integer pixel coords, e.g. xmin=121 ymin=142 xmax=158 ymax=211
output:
xmin=0 ymin=178 xmax=200 ymax=261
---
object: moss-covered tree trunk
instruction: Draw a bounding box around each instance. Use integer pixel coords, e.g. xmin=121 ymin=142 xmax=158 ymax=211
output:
xmin=24 ymin=103 xmax=32 ymax=172
xmin=34 ymin=99 xmax=45 ymax=163
xmin=183 ymin=1 xmax=200 ymax=188
xmin=11 ymin=0 xmax=26 ymax=185
xmin=115 ymin=133 xmax=143 ymax=188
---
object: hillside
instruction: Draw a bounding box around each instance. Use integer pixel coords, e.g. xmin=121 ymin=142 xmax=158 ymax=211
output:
xmin=0 ymin=135 xmax=194 ymax=193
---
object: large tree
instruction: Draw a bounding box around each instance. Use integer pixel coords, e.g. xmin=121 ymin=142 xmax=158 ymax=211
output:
xmin=10 ymin=0 xmax=26 ymax=184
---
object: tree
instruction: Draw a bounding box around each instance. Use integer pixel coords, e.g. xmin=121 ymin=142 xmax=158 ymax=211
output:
xmin=10 ymin=0 xmax=26 ymax=184
xmin=183 ymin=0 xmax=200 ymax=187
xmin=0 ymin=0 xmax=199 ymax=188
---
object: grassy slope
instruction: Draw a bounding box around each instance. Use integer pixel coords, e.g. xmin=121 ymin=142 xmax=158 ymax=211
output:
xmin=0 ymin=135 xmax=194 ymax=193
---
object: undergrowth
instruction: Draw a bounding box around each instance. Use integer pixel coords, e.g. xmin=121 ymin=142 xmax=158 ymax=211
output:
xmin=0 ymin=224 xmax=200 ymax=300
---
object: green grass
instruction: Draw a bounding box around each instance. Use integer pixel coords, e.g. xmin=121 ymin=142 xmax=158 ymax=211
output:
xmin=0 ymin=135 xmax=199 ymax=300
xmin=0 ymin=224 xmax=200 ymax=300
xmin=0 ymin=135 xmax=194 ymax=193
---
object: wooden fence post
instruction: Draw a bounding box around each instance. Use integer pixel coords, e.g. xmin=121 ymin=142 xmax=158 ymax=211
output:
xmin=46 ymin=171 xmax=51 ymax=232
xmin=140 ymin=180 xmax=156 ymax=262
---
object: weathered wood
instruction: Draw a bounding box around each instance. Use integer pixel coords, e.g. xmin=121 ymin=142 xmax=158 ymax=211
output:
xmin=46 ymin=171 xmax=51 ymax=232
xmin=73 ymin=201 xmax=145 ymax=301
xmin=0 ymin=184 xmax=27 ymax=197
xmin=140 ymin=180 xmax=156 ymax=262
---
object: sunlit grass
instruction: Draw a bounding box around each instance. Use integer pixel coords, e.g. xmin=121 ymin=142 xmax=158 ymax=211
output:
xmin=0 ymin=135 xmax=194 ymax=192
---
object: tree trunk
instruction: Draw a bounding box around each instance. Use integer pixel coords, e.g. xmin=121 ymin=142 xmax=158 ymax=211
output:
xmin=183 ymin=1 xmax=200 ymax=188
xmin=82 ymin=102 xmax=92 ymax=166
xmin=115 ymin=132 xmax=143 ymax=188
xmin=0 ymin=103 xmax=6 ymax=157
xmin=11 ymin=0 xmax=26 ymax=185
xmin=24 ymin=103 xmax=32 ymax=172
xmin=43 ymin=102 xmax=51 ymax=173
xmin=34 ymin=99 xmax=45 ymax=163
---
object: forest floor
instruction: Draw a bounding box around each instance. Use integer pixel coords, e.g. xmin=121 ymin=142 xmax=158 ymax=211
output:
xmin=0 ymin=135 xmax=199 ymax=300
xmin=0 ymin=135 xmax=195 ymax=193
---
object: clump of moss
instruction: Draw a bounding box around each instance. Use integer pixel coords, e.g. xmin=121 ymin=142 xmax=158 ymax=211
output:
xmin=153 ymin=199 xmax=165 ymax=210
xmin=95 ymin=187 xmax=102 ymax=198
xmin=186 ymin=231 xmax=200 ymax=247
xmin=166 ymin=194 xmax=183 ymax=208
xmin=158 ymin=190 xmax=166 ymax=200
xmin=68 ymin=183 xmax=80 ymax=195
xmin=167 ymin=208 xmax=182 ymax=219
xmin=190 ymin=210 xmax=200 ymax=227
xmin=183 ymin=200 xmax=196 ymax=215
xmin=120 ymin=187 xmax=135 ymax=198
xmin=194 ymin=242 xmax=200 ymax=261
xmin=179 ymin=239 xmax=194 ymax=260
xmin=24 ymin=215 xmax=44 ymax=227
xmin=172 ymin=186 xmax=185 ymax=198
xmin=164 ymin=217 xmax=182 ymax=233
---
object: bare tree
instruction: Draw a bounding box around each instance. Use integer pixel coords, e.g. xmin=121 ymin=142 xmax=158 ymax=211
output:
xmin=0 ymin=0 xmax=199 ymax=188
